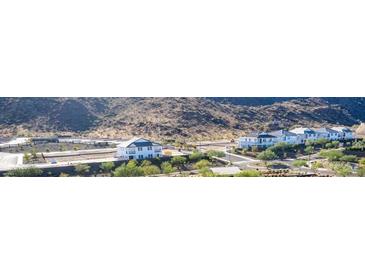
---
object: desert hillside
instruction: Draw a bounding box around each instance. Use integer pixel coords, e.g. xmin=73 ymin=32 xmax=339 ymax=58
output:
xmin=0 ymin=97 xmax=364 ymax=141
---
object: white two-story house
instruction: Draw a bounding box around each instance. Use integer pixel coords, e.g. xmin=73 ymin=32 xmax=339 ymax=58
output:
xmin=289 ymin=127 xmax=319 ymax=144
xmin=331 ymin=127 xmax=354 ymax=140
xmin=238 ymin=132 xmax=277 ymax=148
xmin=268 ymin=130 xmax=300 ymax=145
xmin=313 ymin=128 xmax=341 ymax=140
xmin=116 ymin=137 xmax=163 ymax=160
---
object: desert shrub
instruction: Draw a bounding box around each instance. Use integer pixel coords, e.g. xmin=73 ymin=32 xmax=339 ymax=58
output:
xmin=100 ymin=162 xmax=115 ymax=173
xmin=234 ymin=170 xmax=262 ymax=177
xmin=257 ymin=150 xmax=277 ymax=163
xmin=199 ymin=167 xmax=214 ymax=177
xmin=161 ymin=162 xmax=176 ymax=174
xmin=340 ymin=155 xmax=358 ymax=163
xmin=330 ymin=162 xmax=352 ymax=177
xmin=5 ymin=167 xmax=43 ymax=177
xmin=194 ymin=159 xmax=210 ymax=170
xmin=357 ymin=167 xmax=365 ymax=177
xmin=113 ymin=160 xmax=144 ymax=177
xmin=170 ymin=156 xmax=187 ymax=172
xmin=319 ymin=149 xmax=344 ymax=161
xmin=206 ymin=150 xmax=225 ymax=159
xmin=74 ymin=164 xmax=90 ymax=176
xmin=292 ymin=159 xmax=307 ymax=168
xmin=358 ymin=158 xmax=365 ymax=168
xmin=189 ymin=150 xmax=204 ymax=161
xmin=142 ymin=165 xmax=161 ymax=175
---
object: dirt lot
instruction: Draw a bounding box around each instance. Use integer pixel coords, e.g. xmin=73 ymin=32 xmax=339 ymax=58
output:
xmin=0 ymin=142 xmax=113 ymax=154
xmin=43 ymin=152 xmax=117 ymax=163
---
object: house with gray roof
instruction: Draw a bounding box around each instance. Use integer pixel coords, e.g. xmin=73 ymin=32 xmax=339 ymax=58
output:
xmin=313 ymin=127 xmax=341 ymax=140
xmin=268 ymin=130 xmax=300 ymax=145
xmin=331 ymin=127 xmax=354 ymax=140
xmin=289 ymin=127 xmax=319 ymax=143
xmin=238 ymin=132 xmax=277 ymax=148
xmin=116 ymin=137 xmax=163 ymax=160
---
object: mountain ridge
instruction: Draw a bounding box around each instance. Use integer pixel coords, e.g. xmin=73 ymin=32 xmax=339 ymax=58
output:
xmin=0 ymin=97 xmax=364 ymax=140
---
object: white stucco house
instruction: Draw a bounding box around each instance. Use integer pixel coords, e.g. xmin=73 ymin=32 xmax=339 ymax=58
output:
xmin=313 ymin=128 xmax=341 ymax=140
xmin=116 ymin=137 xmax=163 ymax=160
xmin=331 ymin=127 xmax=355 ymax=140
xmin=238 ymin=126 xmax=355 ymax=150
xmin=238 ymin=132 xmax=277 ymax=148
xmin=268 ymin=130 xmax=300 ymax=145
xmin=289 ymin=127 xmax=319 ymax=143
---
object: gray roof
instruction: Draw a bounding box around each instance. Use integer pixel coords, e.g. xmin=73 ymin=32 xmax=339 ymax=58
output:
xmin=246 ymin=132 xmax=276 ymax=138
xmin=314 ymin=127 xmax=339 ymax=134
xmin=332 ymin=127 xmax=352 ymax=133
xmin=117 ymin=137 xmax=161 ymax=148
xmin=269 ymin=130 xmax=297 ymax=137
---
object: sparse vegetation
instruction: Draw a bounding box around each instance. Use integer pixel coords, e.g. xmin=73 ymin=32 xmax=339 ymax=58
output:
xmin=319 ymin=149 xmax=344 ymax=161
xmin=100 ymin=162 xmax=115 ymax=174
xmin=5 ymin=167 xmax=43 ymax=177
xmin=170 ymin=156 xmax=187 ymax=173
xmin=234 ymin=170 xmax=261 ymax=177
xmin=74 ymin=164 xmax=90 ymax=176
xmin=161 ymin=162 xmax=176 ymax=174
xmin=113 ymin=160 xmax=144 ymax=177
xmin=257 ymin=150 xmax=277 ymax=165
xmin=194 ymin=159 xmax=211 ymax=170
xmin=189 ymin=150 xmax=204 ymax=161
xmin=206 ymin=150 xmax=225 ymax=159
xmin=330 ymin=162 xmax=352 ymax=177
xmin=293 ymin=159 xmax=307 ymax=168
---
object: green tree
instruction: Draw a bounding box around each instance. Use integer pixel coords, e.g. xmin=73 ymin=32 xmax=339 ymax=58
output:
xmin=74 ymin=164 xmax=90 ymax=176
xmin=5 ymin=167 xmax=43 ymax=177
xmin=100 ymin=162 xmax=115 ymax=174
xmin=257 ymin=150 xmax=277 ymax=165
xmin=292 ymin=159 xmax=307 ymax=168
xmin=358 ymin=158 xmax=365 ymax=168
xmin=199 ymin=167 xmax=214 ymax=177
xmin=161 ymin=162 xmax=176 ymax=174
xmin=206 ymin=150 xmax=225 ymax=159
xmin=316 ymin=138 xmax=329 ymax=148
xmin=189 ymin=151 xmax=204 ymax=162
xmin=311 ymin=161 xmax=324 ymax=171
xmin=332 ymin=141 xmax=340 ymax=149
xmin=304 ymin=146 xmax=314 ymax=160
xmin=319 ymin=149 xmax=344 ymax=161
xmin=142 ymin=165 xmax=161 ymax=175
xmin=113 ymin=160 xmax=144 ymax=177
xmin=268 ymin=142 xmax=293 ymax=159
xmin=141 ymin=160 xmax=152 ymax=167
xmin=330 ymin=163 xmax=352 ymax=177
xmin=234 ymin=170 xmax=262 ymax=177
xmin=357 ymin=167 xmax=365 ymax=177
xmin=340 ymin=155 xmax=358 ymax=163
xmin=194 ymin=159 xmax=210 ymax=170
xmin=170 ymin=156 xmax=187 ymax=173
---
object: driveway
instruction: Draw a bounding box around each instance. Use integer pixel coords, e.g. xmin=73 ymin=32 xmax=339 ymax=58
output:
xmin=0 ymin=152 xmax=23 ymax=170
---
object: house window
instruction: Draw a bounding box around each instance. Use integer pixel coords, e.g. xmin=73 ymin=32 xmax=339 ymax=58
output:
xmin=156 ymin=154 xmax=160 ymax=157
xmin=148 ymin=146 xmax=152 ymax=150
xmin=138 ymin=155 xmax=143 ymax=159
xmin=138 ymin=147 xmax=143 ymax=151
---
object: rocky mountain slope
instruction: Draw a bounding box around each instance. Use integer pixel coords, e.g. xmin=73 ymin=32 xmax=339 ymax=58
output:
xmin=0 ymin=97 xmax=364 ymax=140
